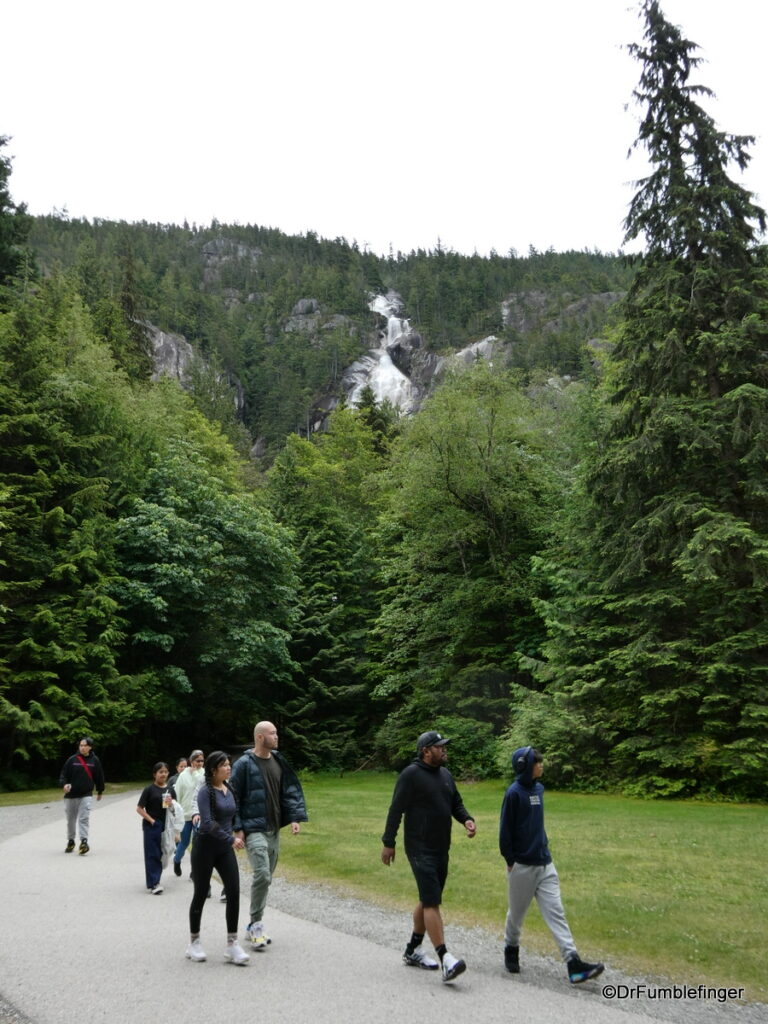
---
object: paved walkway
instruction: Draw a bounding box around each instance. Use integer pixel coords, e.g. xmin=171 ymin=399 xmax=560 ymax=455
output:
xmin=0 ymin=793 xmax=745 ymax=1024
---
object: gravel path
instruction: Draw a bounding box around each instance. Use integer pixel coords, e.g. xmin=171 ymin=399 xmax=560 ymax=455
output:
xmin=0 ymin=798 xmax=763 ymax=1024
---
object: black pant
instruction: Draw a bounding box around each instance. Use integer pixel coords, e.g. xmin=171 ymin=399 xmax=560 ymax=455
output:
xmin=189 ymin=836 xmax=240 ymax=935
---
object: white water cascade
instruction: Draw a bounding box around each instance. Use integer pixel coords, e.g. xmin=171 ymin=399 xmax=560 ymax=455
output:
xmin=344 ymin=293 xmax=417 ymax=413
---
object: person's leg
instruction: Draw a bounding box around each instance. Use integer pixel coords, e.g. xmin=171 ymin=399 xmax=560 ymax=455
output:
xmin=64 ymin=799 xmax=78 ymax=845
xmin=216 ymin=847 xmax=241 ymax=936
xmin=409 ymin=854 xmax=448 ymax=950
xmin=504 ymin=863 xmax=539 ymax=947
xmin=189 ymin=841 xmax=215 ymax=935
xmin=408 ymin=853 xmax=462 ymax=979
xmin=422 ymin=905 xmax=445 ymax=949
xmin=244 ymin=831 xmax=271 ymax=923
xmin=175 ymin=820 xmax=193 ymax=865
xmin=143 ymin=821 xmax=164 ymax=889
xmin=77 ymin=795 xmax=92 ymax=843
xmin=265 ymin=828 xmax=280 ymax=882
xmin=533 ymin=863 xmax=577 ymax=961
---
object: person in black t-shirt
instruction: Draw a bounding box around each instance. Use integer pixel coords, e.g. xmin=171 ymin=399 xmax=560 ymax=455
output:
xmin=136 ymin=762 xmax=175 ymax=894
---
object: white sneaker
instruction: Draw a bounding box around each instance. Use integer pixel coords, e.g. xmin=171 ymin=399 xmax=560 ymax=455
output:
xmin=225 ymin=941 xmax=250 ymax=966
xmin=185 ymin=939 xmax=206 ymax=962
xmin=441 ymin=952 xmax=466 ymax=983
xmin=151 ymin=884 xmax=164 ymax=895
xmin=403 ymin=946 xmax=439 ymax=970
xmin=245 ymin=921 xmax=270 ymax=950
xmin=219 ymin=889 xmax=227 ymax=903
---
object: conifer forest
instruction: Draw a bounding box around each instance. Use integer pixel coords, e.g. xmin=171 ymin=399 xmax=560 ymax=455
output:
xmin=1 ymin=1 xmax=766 ymax=797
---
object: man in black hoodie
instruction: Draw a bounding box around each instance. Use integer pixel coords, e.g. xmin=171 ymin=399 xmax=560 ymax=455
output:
xmin=499 ymin=745 xmax=604 ymax=983
xmin=59 ymin=736 xmax=105 ymax=855
xmin=381 ymin=730 xmax=476 ymax=983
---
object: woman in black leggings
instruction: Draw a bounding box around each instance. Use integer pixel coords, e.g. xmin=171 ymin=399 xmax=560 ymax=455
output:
xmin=186 ymin=751 xmax=249 ymax=965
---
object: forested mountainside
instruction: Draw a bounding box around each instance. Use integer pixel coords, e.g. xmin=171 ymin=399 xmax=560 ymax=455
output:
xmin=28 ymin=214 xmax=632 ymax=456
xmin=2 ymin=0 xmax=767 ymax=798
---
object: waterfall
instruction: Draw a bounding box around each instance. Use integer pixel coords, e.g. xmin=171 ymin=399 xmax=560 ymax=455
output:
xmin=344 ymin=293 xmax=417 ymax=413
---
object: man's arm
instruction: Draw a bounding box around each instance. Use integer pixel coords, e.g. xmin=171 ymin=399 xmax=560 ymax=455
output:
xmin=380 ymin=767 xmax=413 ymax=859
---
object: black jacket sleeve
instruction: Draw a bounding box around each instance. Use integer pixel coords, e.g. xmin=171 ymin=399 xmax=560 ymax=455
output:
xmin=381 ymin=768 xmax=414 ymax=847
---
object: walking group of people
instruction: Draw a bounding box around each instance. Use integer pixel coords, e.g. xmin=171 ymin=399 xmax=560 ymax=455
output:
xmin=60 ymin=721 xmax=308 ymax=967
xmin=381 ymin=731 xmax=605 ymax=985
xmin=60 ymin=724 xmax=604 ymax=984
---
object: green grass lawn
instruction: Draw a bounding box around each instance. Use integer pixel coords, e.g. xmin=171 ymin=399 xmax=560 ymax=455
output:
xmin=4 ymin=774 xmax=765 ymax=1001
xmin=0 ymin=782 xmax=139 ymax=804
xmin=274 ymin=774 xmax=766 ymax=1002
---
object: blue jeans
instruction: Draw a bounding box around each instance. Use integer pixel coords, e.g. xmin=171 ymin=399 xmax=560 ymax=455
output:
xmin=174 ymin=820 xmax=194 ymax=864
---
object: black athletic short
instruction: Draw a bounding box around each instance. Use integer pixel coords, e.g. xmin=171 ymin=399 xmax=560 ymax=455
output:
xmin=407 ymin=850 xmax=449 ymax=907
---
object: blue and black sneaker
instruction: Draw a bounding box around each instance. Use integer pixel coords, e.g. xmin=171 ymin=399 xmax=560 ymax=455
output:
xmin=567 ymin=955 xmax=604 ymax=984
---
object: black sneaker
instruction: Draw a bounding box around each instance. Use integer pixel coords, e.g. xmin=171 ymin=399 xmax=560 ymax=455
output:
xmin=78 ymin=840 xmax=89 ymax=855
xmin=504 ymin=944 xmax=520 ymax=973
xmin=65 ymin=839 xmax=75 ymax=853
xmin=567 ymin=955 xmax=604 ymax=984
xmin=173 ymin=861 xmax=182 ymax=877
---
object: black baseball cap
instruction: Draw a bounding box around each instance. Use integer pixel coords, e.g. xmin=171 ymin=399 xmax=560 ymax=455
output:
xmin=416 ymin=731 xmax=450 ymax=752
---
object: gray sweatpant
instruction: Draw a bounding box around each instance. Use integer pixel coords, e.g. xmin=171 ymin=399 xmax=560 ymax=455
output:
xmin=244 ymin=829 xmax=280 ymax=924
xmin=64 ymin=796 xmax=93 ymax=842
xmin=504 ymin=861 xmax=577 ymax=961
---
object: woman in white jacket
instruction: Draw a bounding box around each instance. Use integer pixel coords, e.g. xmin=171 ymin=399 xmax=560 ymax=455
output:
xmin=172 ymin=750 xmax=205 ymax=877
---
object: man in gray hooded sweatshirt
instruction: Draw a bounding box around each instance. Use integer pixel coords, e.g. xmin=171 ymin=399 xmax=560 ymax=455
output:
xmin=499 ymin=745 xmax=604 ymax=984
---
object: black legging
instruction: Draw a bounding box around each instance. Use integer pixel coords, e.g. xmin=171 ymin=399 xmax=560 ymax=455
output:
xmin=189 ymin=836 xmax=240 ymax=935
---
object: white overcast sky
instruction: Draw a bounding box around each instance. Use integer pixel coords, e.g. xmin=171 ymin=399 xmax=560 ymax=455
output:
xmin=3 ymin=0 xmax=767 ymax=257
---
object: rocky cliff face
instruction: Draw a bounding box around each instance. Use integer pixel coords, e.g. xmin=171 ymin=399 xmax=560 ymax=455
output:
xmin=201 ymin=237 xmax=261 ymax=289
xmin=502 ymin=290 xmax=623 ymax=338
xmin=149 ymin=324 xmax=195 ymax=382
xmin=148 ymin=323 xmax=244 ymax=413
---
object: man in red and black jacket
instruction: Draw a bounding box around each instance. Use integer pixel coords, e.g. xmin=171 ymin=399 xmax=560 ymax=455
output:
xmin=59 ymin=736 xmax=105 ymax=855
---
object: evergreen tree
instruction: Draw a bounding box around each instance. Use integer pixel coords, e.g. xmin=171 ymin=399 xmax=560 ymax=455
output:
xmin=114 ymin=230 xmax=153 ymax=379
xmin=533 ymin=1 xmax=768 ymax=797
xmin=371 ymin=366 xmax=556 ymax=777
xmin=264 ymin=410 xmax=384 ymax=769
xmin=0 ymin=137 xmax=33 ymax=302
xmin=0 ymin=282 xmax=143 ymax=772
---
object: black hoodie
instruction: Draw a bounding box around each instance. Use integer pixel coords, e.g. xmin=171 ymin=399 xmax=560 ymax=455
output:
xmin=59 ymin=751 xmax=105 ymax=799
xmin=382 ymin=757 xmax=473 ymax=857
